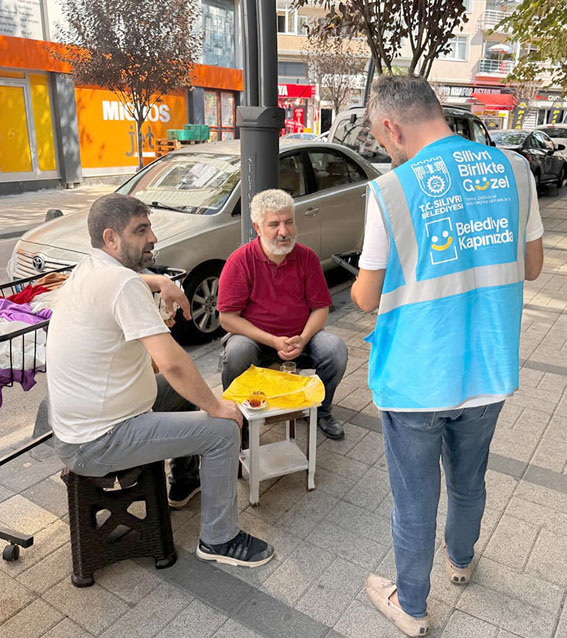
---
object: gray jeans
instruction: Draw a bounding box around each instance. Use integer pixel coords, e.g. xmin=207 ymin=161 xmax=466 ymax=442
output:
xmin=222 ymin=330 xmax=348 ymax=417
xmin=53 ymin=376 xmax=240 ymax=545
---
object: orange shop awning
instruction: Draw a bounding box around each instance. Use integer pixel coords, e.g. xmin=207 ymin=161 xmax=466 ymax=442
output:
xmin=471 ymin=92 xmax=517 ymax=110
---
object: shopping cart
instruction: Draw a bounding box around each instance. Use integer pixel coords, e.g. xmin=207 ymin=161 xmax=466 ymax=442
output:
xmin=0 ymin=265 xmax=186 ymax=561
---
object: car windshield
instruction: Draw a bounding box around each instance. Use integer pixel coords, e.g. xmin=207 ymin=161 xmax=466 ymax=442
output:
xmin=538 ymin=127 xmax=567 ymax=139
xmin=116 ymin=152 xmax=241 ymax=214
xmin=491 ymin=131 xmax=528 ymax=147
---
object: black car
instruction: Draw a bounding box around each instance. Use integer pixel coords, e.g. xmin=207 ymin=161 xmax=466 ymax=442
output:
xmin=490 ymin=129 xmax=566 ymax=190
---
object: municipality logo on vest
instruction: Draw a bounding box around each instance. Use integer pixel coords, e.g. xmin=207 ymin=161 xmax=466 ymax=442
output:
xmin=411 ymin=156 xmax=451 ymax=197
xmin=425 ymin=218 xmax=458 ymax=265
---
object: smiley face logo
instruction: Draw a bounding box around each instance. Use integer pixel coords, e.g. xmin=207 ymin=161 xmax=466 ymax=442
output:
xmin=425 ymin=218 xmax=459 ymax=265
xmin=475 ymin=177 xmax=490 ymax=191
xmin=431 ymin=230 xmax=453 ymax=251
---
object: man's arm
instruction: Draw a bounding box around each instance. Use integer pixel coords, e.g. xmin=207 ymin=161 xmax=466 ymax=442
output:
xmin=140 ymin=274 xmax=191 ymax=320
xmin=351 ymin=269 xmax=386 ymax=313
xmin=525 ymin=238 xmax=544 ymax=281
xmin=141 ymin=332 xmax=242 ymax=427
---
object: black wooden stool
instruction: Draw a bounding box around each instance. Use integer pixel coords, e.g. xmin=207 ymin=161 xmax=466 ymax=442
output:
xmin=62 ymin=461 xmax=177 ymax=587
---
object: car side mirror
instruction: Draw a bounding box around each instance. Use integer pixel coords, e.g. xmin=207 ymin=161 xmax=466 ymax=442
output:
xmin=557 ymin=143 xmax=566 ymax=151
xmin=45 ymin=209 xmax=63 ymax=221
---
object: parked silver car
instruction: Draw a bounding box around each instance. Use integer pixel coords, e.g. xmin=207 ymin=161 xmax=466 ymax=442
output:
xmin=8 ymin=140 xmax=379 ymax=342
xmin=534 ymin=124 xmax=567 ymax=160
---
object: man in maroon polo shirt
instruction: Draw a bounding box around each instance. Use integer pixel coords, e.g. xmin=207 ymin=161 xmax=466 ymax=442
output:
xmin=218 ymin=188 xmax=348 ymax=440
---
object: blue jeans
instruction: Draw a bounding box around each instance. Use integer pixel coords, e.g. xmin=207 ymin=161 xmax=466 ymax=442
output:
xmin=381 ymin=402 xmax=504 ymax=618
xmin=221 ymin=330 xmax=348 ymax=418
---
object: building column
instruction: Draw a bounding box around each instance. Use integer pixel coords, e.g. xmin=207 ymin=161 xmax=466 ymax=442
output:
xmin=49 ymin=73 xmax=82 ymax=187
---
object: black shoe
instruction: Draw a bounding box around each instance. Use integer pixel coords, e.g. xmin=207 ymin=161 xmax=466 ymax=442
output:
xmin=168 ymin=477 xmax=201 ymax=509
xmin=196 ymin=530 xmax=275 ymax=568
xmin=317 ymin=415 xmax=344 ymax=440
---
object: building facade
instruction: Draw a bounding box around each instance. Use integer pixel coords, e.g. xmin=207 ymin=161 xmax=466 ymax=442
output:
xmin=0 ymin=0 xmax=244 ymax=194
xmin=275 ymin=0 xmax=565 ymax=133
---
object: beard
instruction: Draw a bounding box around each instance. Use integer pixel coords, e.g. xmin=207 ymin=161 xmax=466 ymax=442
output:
xmin=120 ymin=242 xmax=154 ymax=272
xmin=264 ymin=235 xmax=296 ymax=256
xmin=389 ymin=147 xmax=409 ymax=169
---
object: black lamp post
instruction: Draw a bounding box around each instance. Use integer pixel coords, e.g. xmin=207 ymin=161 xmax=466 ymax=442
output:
xmin=238 ymin=0 xmax=285 ymax=245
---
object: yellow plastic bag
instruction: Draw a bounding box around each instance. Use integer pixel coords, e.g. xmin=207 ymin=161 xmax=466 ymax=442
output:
xmin=222 ymin=365 xmax=325 ymax=409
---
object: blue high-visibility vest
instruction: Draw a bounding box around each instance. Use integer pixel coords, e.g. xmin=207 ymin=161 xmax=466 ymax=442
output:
xmin=365 ymin=135 xmax=532 ymax=411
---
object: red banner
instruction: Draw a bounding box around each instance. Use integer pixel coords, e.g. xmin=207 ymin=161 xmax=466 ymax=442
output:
xmin=278 ymin=83 xmax=316 ymax=99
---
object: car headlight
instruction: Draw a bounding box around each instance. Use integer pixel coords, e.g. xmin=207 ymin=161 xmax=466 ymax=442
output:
xmin=6 ymin=247 xmax=18 ymax=280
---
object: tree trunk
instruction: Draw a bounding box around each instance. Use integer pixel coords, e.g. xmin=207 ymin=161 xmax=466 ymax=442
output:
xmin=135 ymin=119 xmax=144 ymax=172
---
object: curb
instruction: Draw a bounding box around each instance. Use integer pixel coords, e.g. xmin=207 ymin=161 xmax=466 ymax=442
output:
xmin=0 ymin=226 xmax=35 ymax=240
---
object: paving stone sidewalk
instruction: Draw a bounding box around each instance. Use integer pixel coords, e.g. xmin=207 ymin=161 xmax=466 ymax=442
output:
xmin=0 ymin=183 xmax=116 ymax=239
xmin=1 ymin=190 xmax=566 ymax=638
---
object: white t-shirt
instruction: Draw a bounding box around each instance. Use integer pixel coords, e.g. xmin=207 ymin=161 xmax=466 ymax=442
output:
xmin=359 ymin=170 xmax=544 ymax=411
xmin=360 ymin=170 xmax=544 ymax=270
xmin=47 ymin=249 xmax=168 ymax=443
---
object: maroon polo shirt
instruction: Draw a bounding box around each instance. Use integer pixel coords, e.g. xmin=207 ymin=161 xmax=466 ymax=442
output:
xmin=218 ymin=238 xmax=332 ymax=337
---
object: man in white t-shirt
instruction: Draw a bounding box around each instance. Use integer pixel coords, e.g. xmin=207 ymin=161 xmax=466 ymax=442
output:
xmin=47 ymin=194 xmax=275 ymax=568
xmin=350 ymin=75 xmax=543 ymax=637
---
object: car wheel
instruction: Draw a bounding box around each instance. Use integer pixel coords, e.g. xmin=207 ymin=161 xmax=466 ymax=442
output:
xmin=170 ymin=263 xmax=224 ymax=344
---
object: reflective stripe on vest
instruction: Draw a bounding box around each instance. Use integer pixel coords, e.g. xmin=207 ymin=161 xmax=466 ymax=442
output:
xmin=365 ymin=137 xmax=532 ymax=410
xmin=371 ymin=148 xmax=531 ymax=315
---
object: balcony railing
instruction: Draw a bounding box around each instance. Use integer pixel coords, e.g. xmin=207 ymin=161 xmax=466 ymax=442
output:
xmin=478 ymin=58 xmax=516 ymax=76
xmin=478 ymin=9 xmax=508 ymax=30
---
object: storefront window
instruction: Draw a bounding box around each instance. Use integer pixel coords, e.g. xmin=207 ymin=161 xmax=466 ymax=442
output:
xmin=204 ymin=90 xmax=219 ymax=139
xmin=0 ymin=72 xmax=58 ymax=180
xmin=202 ymin=0 xmax=235 ymax=68
xmin=0 ymin=84 xmax=33 ymax=173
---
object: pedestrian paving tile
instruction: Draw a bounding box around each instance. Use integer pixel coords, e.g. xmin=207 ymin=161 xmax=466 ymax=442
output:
xmin=1 ymin=190 xmax=567 ymax=637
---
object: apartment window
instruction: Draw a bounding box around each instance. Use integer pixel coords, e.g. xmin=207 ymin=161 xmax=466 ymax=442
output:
xmin=278 ymin=61 xmax=307 ymax=78
xmin=298 ymin=15 xmax=309 ymax=34
xmin=463 ymin=0 xmax=473 ymax=12
xmin=441 ymin=36 xmax=468 ymax=61
xmin=277 ymin=2 xmax=307 ymax=34
xmin=202 ymin=0 xmax=236 ymax=68
xmin=277 ymin=9 xmax=296 ymax=33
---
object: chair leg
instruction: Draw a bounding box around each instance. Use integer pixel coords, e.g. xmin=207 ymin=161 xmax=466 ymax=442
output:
xmin=72 ymin=572 xmax=95 ymax=588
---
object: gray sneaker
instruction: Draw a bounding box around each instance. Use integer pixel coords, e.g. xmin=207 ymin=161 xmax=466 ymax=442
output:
xmin=196 ymin=531 xmax=275 ymax=568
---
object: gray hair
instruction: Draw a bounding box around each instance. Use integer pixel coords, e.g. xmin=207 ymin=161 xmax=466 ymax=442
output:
xmin=366 ymin=74 xmax=443 ymax=126
xmin=88 ymin=193 xmax=151 ymax=248
xmin=250 ymin=189 xmax=295 ymax=226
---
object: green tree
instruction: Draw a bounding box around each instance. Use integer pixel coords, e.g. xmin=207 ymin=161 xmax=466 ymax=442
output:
xmin=498 ymin=0 xmax=567 ymax=95
xmin=292 ymin=0 xmax=469 ymax=78
xmin=58 ymin=0 xmax=201 ymax=170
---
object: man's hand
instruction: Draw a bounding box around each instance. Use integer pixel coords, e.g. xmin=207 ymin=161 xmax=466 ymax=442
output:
xmin=208 ymin=399 xmax=243 ymax=429
xmin=158 ymin=277 xmax=191 ymax=321
xmin=279 ymin=335 xmax=306 ymax=360
xmin=272 ymin=335 xmax=291 ymax=357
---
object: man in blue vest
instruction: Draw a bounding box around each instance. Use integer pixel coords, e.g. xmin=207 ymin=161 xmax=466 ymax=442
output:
xmin=351 ymin=75 xmax=543 ymax=637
